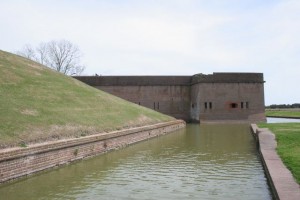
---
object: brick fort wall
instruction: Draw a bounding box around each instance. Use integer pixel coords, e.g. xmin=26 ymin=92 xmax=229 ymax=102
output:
xmin=74 ymin=73 xmax=266 ymax=123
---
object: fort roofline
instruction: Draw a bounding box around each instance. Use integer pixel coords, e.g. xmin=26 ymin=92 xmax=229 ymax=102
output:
xmin=74 ymin=73 xmax=265 ymax=86
xmin=191 ymin=73 xmax=265 ymax=84
xmin=74 ymin=76 xmax=191 ymax=86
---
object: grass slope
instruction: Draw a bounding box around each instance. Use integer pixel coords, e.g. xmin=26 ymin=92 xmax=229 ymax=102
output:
xmin=259 ymin=123 xmax=300 ymax=184
xmin=0 ymin=50 xmax=174 ymax=148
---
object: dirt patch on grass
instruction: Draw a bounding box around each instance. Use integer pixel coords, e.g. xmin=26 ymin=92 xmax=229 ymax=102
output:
xmin=0 ymin=68 xmax=23 ymax=84
xmin=14 ymin=124 xmax=99 ymax=146
xmin=27 ymin=63 xmax=44 ymax=71
xmin=20 ymin=109 xmax=39 ymax=116
xmin=0 ymin=124 xmax=102 ymax=149
xmin=0 ymin=117 xmax=166 ymax=149
xmin=125 ymin=115 xmax=158 ymax=128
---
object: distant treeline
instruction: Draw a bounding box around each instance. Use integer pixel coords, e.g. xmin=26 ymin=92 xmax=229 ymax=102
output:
xmin=266 ymin=103 xmax=300 ymax=109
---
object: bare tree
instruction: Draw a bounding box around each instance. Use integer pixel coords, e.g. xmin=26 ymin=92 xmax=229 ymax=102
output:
xmin=46 ymin=40 xmax=85 ymax=75
xmin=17 ymin=40 xmax=85 ymax=75
xmin=36 ymin=42 xmax=48 ymax=65
xmin=16 ymin=44 xmax=36 ymax=60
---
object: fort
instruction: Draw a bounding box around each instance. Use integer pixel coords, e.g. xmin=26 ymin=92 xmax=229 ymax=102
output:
xmin=74 ymin=72 xmax=266 ymax=123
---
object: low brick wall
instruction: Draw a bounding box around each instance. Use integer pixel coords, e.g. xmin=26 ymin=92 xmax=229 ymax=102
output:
xmin=0 ymin=120 xmax=185 ymax=184
xmin=251 ymin=124 xmax=300 ymax=200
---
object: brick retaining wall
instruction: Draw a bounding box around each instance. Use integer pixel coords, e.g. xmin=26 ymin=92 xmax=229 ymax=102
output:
xmin=0 ymin=120 xmax=185 ymax=184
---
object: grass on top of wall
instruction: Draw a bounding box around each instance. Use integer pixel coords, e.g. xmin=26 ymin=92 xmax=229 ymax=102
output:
xmin=265 ymin=109 xmax=300 ymax=118
xmin=0 ymin=50 xmax=174 ymax=149
xmin=259 ymin=122 xmax=300 ymax=184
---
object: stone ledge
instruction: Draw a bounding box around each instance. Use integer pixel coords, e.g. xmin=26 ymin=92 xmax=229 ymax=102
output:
xmin=0 ymin=120 xmax=185 ymax=184
xmin=0 ymin=120 xmax=184 ymax=162
xmin=251 ymin=124 xmax=300 ymax=200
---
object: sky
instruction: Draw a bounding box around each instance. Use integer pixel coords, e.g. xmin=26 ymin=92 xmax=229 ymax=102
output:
xmin=0 ymin=0 xmax=299 ymax=105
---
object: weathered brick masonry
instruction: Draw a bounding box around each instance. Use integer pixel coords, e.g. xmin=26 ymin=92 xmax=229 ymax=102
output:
xmin=74 ymin=72 xmax=266 ymax=123
xmin=0 ymin=120 xmax=185 ymax=183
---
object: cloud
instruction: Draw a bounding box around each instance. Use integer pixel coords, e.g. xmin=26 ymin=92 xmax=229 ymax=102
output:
xmin=0 ymin=0 xmax=300 ymax=104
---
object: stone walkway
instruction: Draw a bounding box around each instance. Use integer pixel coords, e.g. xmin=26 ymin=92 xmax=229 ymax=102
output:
xmin=252 ymin=124 xmax=300 ymax=200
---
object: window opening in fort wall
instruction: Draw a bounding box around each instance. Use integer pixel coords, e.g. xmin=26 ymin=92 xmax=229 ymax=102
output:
xmin=240 ymin=102 xmax=250 ymax=109
xmin=153 ymin=102 xmax=160 ymax=110
xmin=230 ymin=102 xmax=250 ymax=109
xmin=231 ymin=103 xmax=238 ymax=108
xmin=204 ymin=102 xmax=213 ymax=109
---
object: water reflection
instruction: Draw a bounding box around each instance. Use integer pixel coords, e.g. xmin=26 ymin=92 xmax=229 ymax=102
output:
xmin=0 ymin=124 xmax=272 ymax=200
xmin=267 ymin=117 xmax=300 ymax=123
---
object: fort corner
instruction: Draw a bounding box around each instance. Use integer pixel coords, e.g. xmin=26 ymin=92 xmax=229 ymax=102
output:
xmin=74 ymin=72 xmax=266 ymax=123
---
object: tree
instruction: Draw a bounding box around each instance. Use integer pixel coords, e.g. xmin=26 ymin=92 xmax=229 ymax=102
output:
xmin=36 ymin=42 xmax=47 ymax=65
xmin=17 ymin=40 xmax=85 ymax=75
xmin=16 ymin=44 xmax=36 ymax=60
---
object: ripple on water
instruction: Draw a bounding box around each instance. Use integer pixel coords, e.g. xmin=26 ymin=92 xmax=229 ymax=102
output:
xmin=0 ymin=124 xmax=272 ymax=200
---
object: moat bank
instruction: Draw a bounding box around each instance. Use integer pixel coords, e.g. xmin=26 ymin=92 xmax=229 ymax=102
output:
xmin=253 ymin=123 xmax=300 ymax=200
xmin=0 ymin=120 xmax=185 ymax=184
xmin=0 ymin=124 xmax=272 ymax=200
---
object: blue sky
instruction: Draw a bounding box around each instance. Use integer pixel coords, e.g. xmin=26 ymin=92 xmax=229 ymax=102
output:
xmin=0 ymin=0 xmax=299 ymax=105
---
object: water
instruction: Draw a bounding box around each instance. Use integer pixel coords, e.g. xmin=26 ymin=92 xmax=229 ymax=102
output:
xmin=267 ymin=117 xmax=300 ymax=123
xmin=0 ymin=124 xmax=272 ymax=200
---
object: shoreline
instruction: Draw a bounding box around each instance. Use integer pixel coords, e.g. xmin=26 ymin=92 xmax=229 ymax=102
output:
xmin=266 ymin=116 xmax=300 ymax=119
xmin=251 ymin=124 xmax=300 ymax=200
xmin=0 ymin=120 xmax=185 ymax=184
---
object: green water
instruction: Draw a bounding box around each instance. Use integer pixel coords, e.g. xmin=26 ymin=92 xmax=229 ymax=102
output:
xmin=0 ymin=124 xmax=272 ymax=200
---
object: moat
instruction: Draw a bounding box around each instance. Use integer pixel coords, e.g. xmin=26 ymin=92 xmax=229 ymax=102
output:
xmin=0 ymin=124 xmax=272 ymax=200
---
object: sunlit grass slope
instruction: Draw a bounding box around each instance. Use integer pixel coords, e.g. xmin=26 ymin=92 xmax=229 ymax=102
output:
xmin=0 ymin=50 xmax=174 ymax=148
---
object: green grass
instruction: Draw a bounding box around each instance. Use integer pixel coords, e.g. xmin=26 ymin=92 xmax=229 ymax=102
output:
xmin=0 ymin=50 xmax=174 ymax=148
xmin=259 ymin=123 xmax=300 ymax=184
xmin=266 ymin=109 xmax=300 ymax=118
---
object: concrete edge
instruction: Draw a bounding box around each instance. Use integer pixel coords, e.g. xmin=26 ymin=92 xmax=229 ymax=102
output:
xmin=0 ymin=120 xmax=185 ymax=162
xmin=251 ymin=124 xmax=300 ymax=200
xmin=266 ymin=116 xmax=300 ymax=119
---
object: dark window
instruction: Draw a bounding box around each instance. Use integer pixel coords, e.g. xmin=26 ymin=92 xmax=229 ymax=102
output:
xmin=209 ymin=102 xmax=212 ymax=109
xmin=158 ymin=102 xmax=160 ymax=110
xmin=154 ymin=102 xmax=156 ymax=109
xmin=241 ymin=102 xmax=244 ymax=109
xmin=205 ymin=102 xmax=208 ymax=109
xmin=191 ymin=103 xmax=194 ymax=108
xmin=246 ymin=102 xmax=249 ymax=109
xmin=230 ymin=103 xmax=238 ymax=108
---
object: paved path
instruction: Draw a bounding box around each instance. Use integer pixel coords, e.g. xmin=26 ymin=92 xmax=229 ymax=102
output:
xmin=252 ymin=124 xmax=300 ymax=200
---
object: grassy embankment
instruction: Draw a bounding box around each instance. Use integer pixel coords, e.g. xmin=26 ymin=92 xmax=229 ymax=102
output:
xmin=0 ymin=50 xmax=174 ymax=148
xmin=260 ymin=109 xmax=300 ymax=184
xmin=266 ymin=108 xmax=300 ymax=118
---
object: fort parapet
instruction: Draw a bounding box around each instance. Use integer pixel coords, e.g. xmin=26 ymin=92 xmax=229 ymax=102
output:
xmin=74 ymin=73 xmax=266 ymax=123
